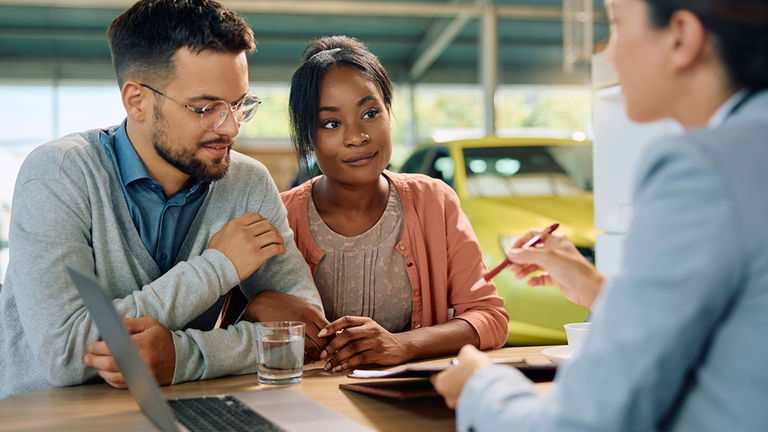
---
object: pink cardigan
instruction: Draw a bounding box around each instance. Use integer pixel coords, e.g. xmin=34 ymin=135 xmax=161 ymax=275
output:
xmin=281 ymin=171 xmax=509 ymax=349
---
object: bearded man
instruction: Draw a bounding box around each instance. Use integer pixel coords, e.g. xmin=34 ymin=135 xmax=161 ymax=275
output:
xmin=0 ymin=0 xmax=325 ymax=399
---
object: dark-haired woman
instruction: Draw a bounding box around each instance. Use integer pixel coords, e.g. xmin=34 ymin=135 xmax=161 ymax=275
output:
xmin=434 ymin=0 xmax=768 ymax=430
xmin=277 ymin=36 xmax=508 ymax=372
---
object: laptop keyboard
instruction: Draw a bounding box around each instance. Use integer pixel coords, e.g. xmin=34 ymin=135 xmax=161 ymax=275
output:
xmin=169 ymin=395 xmax=285 ymax=432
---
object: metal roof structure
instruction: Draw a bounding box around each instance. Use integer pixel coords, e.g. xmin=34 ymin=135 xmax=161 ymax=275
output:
xmin=0 ymin=0 xmax=608 ymax=85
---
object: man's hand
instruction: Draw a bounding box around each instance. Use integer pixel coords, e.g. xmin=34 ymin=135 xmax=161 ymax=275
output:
xmin=83 ymin=317 xmax=175 ymax=389
xmin=317 ymin=316 xmax=410 ymax=372
xmin=432 ymin=345 xmax=493 ymax=409
xmin=507 ymin=230 xmax=605 ymax=309
xmin=244 ymin=290 xmax=330 ymax=361
xmin=208 ymin=212 xmax=286 ymax=282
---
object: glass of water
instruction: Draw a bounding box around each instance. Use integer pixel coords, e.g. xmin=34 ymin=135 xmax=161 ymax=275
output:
xmin=256 ymin=321 xmax=305 ymax=385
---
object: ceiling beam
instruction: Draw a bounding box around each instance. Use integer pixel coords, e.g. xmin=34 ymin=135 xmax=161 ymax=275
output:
xmin=0 ymin=26 xmax=567 ymax=50
xmin=408 ymin=0 xmax=477 ymax=81
xmin=0 ymin=58 xmax=589 ymax=85
xmin=0 ymin=0 xmax=580 ymax=21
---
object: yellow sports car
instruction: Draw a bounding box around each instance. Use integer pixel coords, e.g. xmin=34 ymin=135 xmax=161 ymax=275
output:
xmin=400 ymin=137 xmax=594 ymax=345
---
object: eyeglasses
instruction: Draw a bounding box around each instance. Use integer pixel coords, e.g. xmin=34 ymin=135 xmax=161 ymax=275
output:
xmin=140 ymin=83 xmax=261 ymax=131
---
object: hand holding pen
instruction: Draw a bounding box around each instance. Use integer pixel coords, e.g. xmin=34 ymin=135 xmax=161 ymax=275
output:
xmin=505 ymin=225 xmax=604 ymax=309
xmin=470 ymin=223 xmax=560 ymax=291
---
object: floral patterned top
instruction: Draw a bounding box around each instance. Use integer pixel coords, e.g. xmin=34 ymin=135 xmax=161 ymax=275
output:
xmin=308 ymin=181 xmax=412 ymax=332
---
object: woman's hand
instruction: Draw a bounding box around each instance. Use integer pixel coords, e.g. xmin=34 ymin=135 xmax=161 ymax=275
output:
xmin=317 ymin=316 xmax=410 ymax=371
xmin=432 ymin=345 xmax=493 ymax=409
xmin=507 ymin=230 xmax=605 ymax=309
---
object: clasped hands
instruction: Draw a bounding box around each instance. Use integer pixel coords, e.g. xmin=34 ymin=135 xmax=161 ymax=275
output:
xmin=317 ymin=316 xmax=410 ymax=372
xmin=245 ymin=291 xmax=409 ymax=370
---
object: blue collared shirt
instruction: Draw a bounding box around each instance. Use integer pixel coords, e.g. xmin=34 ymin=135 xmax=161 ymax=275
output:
xmin=100 ymin=121 xmax=208 ymax=274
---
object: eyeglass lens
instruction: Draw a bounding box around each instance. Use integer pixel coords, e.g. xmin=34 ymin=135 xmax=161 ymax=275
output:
xmin=200 ymin=98 xmax=260 ymax=131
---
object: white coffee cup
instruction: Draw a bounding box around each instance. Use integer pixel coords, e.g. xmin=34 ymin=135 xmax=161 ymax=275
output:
xmin=563 ymin=322 xmax=591 ymax=356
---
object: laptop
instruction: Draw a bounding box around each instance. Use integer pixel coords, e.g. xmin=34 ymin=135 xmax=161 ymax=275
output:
xmin=66 ymin=266 xmax=373 ymax=432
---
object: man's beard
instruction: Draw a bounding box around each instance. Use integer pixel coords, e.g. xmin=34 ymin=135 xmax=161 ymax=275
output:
xmin=151 ymin=109 xmax=232 ymax=182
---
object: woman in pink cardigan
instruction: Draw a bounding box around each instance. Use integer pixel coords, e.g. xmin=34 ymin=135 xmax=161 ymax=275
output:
xmin=278 ymin=36 xmax=508 ymax=372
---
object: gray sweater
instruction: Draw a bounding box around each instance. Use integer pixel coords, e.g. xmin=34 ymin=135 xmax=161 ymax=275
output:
xmin=0 ymin=128 xmax=322 ymax=399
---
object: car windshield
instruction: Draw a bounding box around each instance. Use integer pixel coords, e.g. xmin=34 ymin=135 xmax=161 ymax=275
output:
xmin=463 ymin=145 xmax=592 ymax=197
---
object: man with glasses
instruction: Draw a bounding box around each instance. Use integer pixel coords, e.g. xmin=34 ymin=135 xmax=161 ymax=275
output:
xmin=0 ymin=0 xmax=326 ymax=399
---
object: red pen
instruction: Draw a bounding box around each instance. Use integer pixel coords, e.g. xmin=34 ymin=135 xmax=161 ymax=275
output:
xmin=470 ymin=223 xmax=560 ymax=290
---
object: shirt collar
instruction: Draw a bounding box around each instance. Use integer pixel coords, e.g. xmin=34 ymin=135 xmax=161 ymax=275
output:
xmin=113 ymin=121 xmax=153 ymax=186
xmin=707 ymin=89 xmax=749 ymax=129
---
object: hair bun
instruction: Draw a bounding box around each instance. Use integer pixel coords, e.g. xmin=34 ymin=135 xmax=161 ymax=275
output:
xmin=300 ymin=35 xmax=367 ymax=62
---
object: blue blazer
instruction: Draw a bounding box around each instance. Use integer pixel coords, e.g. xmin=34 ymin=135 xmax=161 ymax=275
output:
xmin=456 ymin=90 xmax=768 ymax=432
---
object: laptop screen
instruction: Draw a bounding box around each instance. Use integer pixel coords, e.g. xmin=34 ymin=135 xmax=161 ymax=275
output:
xmin=66 ymin=266 xmax=180 ymax=432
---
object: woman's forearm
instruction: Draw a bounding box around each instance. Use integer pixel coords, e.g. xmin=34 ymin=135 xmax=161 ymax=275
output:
xmin=397 ymin=318 xmax=481 ymax=361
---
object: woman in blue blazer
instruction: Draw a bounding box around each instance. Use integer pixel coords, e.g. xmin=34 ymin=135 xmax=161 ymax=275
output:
xmin=434 ymin=0 xmax=768 ymax=431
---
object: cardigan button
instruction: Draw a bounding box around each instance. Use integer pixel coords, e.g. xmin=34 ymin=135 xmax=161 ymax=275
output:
xmin=399 ymin=244 xmax=406 ymax=251
xmin=407 ymin=262 xmax=414 ymax=267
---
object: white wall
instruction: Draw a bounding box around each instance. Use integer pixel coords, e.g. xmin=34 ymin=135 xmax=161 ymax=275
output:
xmin=592 ymin=85 xmax=682 ymax=278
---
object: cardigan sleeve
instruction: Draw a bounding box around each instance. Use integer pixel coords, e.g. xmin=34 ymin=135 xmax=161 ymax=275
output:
xmin=440 ymin=182 xmax=509 ymax=349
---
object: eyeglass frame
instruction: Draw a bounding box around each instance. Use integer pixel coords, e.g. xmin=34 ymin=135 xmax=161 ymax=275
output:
xmin=140 ymin=83 xmax=262 ymax=131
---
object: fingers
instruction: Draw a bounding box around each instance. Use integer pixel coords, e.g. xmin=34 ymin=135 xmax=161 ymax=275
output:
xmin=324 ymin=338 xmax=373 ymax=371
xmin=304 ymin=335 xmax=324 ymax=361
xmin=319 ymin=318 xmax=370 ymax=360
xmin=235 ymin=214 xmax=286 ymax=250
xmin=457 ymin=343 xmax=483 ymax=360
xmin=248 ymin=228 xmax=284 ymax=249
xmin=507 ymin=247 xmax=555 ymax=268
xmin=210 ymin=213 xmax=287 ymax=281
xmin=527 ymin=274 xmax=555 ymax=287
xmin=509 ymin=230 xmax=540 ymax=250
xmin=508 ymin=262 xmax=542 ymax=279
xmin=304 ymin=315 xmax=331 ymax=361
xmin=97 ymin=369 xmax=128 ymax=389
xmin=327 ymin=349 xmax=372 ymax=372
xmin=87 ymin=340 xmax=111 ymax=356
xmin=243 ymin=220 xmax=277 ymax=237
xmin=122 ymin=316 xmax=158 ymax=334
xmin=431 ymin=371 xmax=458 ymax=409
xmin=84 ymin=352 xmax=120 ymax=372
xmin=246 ymin=221 xmax=284 ymax=244
xmin=317 ymin=316 xmax=366 ymax=338
xmin=320 ymin=327 xmax=367 ymax=361
xmin=84 ymin=351 xmax=128 ymax=388
xmin=313 ymin=314 xmax=332 ymax=334
xmin=305 ymin=323 xmax=330 ymax=360
xmin=260 ymin=243 xmax=286 ymax=257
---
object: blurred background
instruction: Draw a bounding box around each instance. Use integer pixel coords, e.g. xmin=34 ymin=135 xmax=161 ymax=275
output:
xmin=0 ymin=0 xmax=620 ymax=344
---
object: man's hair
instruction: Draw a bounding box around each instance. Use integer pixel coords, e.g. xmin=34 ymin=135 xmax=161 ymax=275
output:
xmin=288 ymin=35 xmax=393 ymax=180
xmin=107 ymin=0 xmax=255 ymax=88
xmin=645 ymin=0 xmax=768 ymax=90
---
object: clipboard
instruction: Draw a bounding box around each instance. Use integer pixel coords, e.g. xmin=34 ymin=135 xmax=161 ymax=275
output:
xmin=340 ymin=379 xmax=441 ymax=400
xmin=341 ymin=360 xmax=557 ymax=400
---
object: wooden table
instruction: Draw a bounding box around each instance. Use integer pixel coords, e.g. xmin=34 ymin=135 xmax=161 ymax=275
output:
xmin=0 ymin=346 xmax=555 ymax=432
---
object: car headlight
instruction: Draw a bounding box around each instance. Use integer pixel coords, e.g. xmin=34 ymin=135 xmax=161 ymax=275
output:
xmin=499 ymin=236 xmax=519 ymax=255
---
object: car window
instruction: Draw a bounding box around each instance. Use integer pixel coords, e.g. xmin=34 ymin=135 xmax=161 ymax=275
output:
xmin=399 ymin=148 xmax=432 ymax=173
xmin=426 ymin=147 xmax=453 ymax=187
xmin=463 ymin=145 xmax=592 ymax=197
xmin=400 ymin=146 xmax=454 ymax=187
